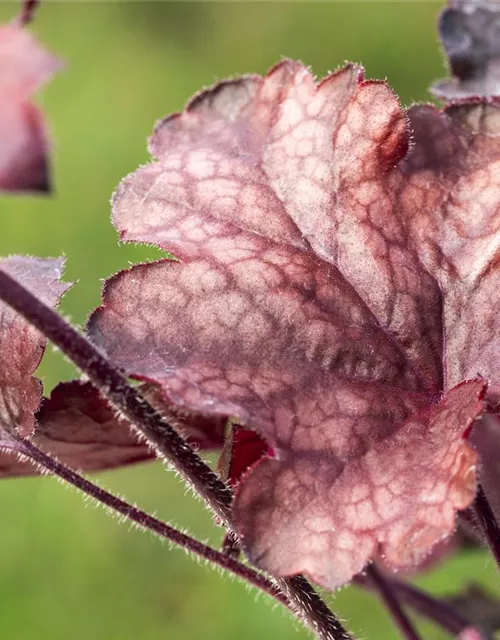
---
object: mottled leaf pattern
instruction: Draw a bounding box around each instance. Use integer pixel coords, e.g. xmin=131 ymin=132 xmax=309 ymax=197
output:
xmin=86 ymin=60 xmax=500 ymax=589
xmin=234 ymin=381 xmax=482 ymax=587
xmin=396 ymin=103 xmax=500 ymax=400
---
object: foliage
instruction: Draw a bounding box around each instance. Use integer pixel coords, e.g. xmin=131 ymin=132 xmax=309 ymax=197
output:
xmin=1 ymin=2 xmax=500 ymax=639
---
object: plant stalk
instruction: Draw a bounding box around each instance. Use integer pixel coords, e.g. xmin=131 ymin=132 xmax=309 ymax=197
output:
xmin=356 ymin=573 xmax=487 ymax=639
xmin=471 ymin=483 xmax=500 ymax=570
xmin=364 ymin=565 xmax=422 ymax=640
xmin=1 ymin=437 xmax=288 ymax=607
xmin=0 ymin=267 xmax=354 ymax=640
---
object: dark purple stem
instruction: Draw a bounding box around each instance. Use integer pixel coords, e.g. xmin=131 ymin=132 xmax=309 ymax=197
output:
xmin=1 ymin=438 xmax=287 ymax=607
xmin=364 ymin=565 xmax=422 ymax=640
xmin=0 ymin=268 xmax=232 ymax=522
xmin=458 ymin=508 xmax=484 ymax=544
xmin=0 ymin=268 xmax=353 ymax=640
xmin=387 ymin=579 xmax=487 ymax=639
xmin=356 ymin=574 xmax=487 ymax=639
xmin=471 ymin=483 xmax=500 ymax=570
xmin=17 ymin=0 xmax=40 ymax=26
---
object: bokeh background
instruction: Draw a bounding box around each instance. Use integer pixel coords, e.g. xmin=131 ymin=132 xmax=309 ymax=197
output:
xmin=0 ymin=2 xmax=498 ymax=639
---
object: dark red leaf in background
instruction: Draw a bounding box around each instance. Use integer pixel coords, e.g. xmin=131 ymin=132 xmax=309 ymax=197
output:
xmin=87 ymin=61 xmax=500 ymax=589
xmin=0 ymin=381 xmax=152 ymax=477
xmin=0 ymin=25 xmax=62 ymax=192
xmin=433 ymin=1 xmax=500 ymax=100
xmin=0 ymin=380 xmax=226 ymax=478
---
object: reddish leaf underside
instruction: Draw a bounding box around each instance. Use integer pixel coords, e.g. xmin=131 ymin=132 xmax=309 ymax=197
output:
xmin=218 ymin=424 xmax=269 ymax=487
xmin=0 ymin=380 xmax=153 ymax=477
xmin=88 ymin=60 xmax=500 ymax=589
xmin=0 ymin=256 xmax=69 ymax=439
xmin=433 ymin=1 xmax=500 ymax=100
xmin=0 ymin=25 xmax=62 ymax=193
xmin=0 ymin=380 xmax=227 ymax=478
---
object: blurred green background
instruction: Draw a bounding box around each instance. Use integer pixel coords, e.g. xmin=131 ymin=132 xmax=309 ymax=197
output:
xmin=0 ymin=2 xmax=498 ymax=639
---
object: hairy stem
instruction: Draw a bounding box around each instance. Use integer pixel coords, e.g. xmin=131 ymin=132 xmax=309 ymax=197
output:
xmin=221 ymin=530 xmax=242 ymax=559
xmin=471 ymin=483 xmax=500 ymax=570
xmin=0 ymin=268 xmax=353 ymax=640
xmin=0 ymin=268 xmax=232 ymax=521
xmin=364 ymin=565 xmax=422 ymax=640
xmin=280 ymin=575 xmax=354 ymax=640
xmin=2 ymin=437 xmax=287 ymax=607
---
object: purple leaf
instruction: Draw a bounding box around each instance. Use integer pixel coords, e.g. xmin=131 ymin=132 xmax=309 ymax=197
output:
xmin=0 ymin=380 xmax=227 ymax=477
xmin=88 ymin=61 xmax=499 ymax=589
xmin=0 ymin=25 xmax=62 ymax=193
xmin=433 ymin=1 xmax=500 ymax=100
xmin=0 ymin=256 xmax=69 ymax=438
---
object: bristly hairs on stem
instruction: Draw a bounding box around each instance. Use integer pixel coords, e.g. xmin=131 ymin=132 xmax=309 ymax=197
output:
xmin=0 ymin=437 xmax=289 ymax=608
xmin=0 ymin=267 xmax=354 ymax=640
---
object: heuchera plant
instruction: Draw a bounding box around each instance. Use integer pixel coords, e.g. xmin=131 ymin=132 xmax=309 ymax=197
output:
xmin=2 ymin=1 xmax=500 ymax=638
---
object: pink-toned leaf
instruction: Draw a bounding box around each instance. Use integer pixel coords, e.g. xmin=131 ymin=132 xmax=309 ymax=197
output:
xmin=393 ymin=102 xmax=500 ymax=399
xmin=0 ymin=25 xmax=62 ymax=192
xmin=234 ymin=381 xmax=482 ymax=588
xmin=433 ymin=1 xmax=500 ymax=100
xmin=88 ymin=61 xmax=498 ymax=589
xmin=0 ymin=256 xmax=69 ymax=439
xmin=378 ymin=532 xmax=460 ymax=579
xmin=0 ymin=380 xmax=226 ymax=477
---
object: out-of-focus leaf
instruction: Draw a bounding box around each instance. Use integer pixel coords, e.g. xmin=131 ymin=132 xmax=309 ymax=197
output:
xmin=0 ymin=25 xmax=62 ymax=192
xmin=434 ymin=1 xmax=500 ymax=99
